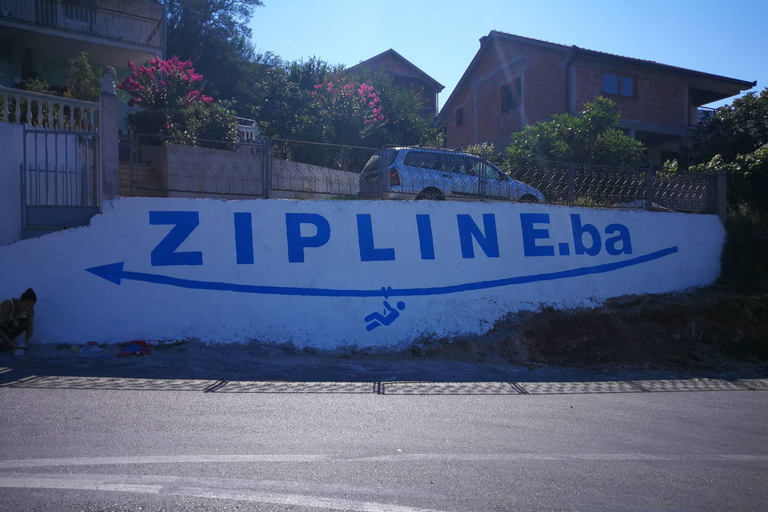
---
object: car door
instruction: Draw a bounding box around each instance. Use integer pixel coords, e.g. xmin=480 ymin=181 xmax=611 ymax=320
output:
xmin=483 ymin=161 xmax=508 ymax=199
xmin=461 ymin=156 xmax=494 ymax=198
xmin=403 ymin=150 xmax=441 ymax=194
xmin=440 ymin=153 xmax=477 ymax=197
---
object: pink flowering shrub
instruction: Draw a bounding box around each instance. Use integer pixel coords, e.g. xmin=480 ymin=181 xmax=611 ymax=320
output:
xmin=118 ymin=57 xmax=212 ymax=109
xmin=120 ymin=57 xmax=237 ymax=145
xmin=311 ymin=76 xmax=385 ymax=145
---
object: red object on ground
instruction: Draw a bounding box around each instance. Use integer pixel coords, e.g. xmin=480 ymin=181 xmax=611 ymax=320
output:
xmin=118 ymin=340 xmax=152 ymax=357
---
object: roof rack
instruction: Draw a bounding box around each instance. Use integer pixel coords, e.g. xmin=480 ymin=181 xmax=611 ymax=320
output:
xmin=383 ymin=144 xmax=462 ymax=152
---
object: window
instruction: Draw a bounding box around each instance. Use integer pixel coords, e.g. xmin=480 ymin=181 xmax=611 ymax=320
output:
xmin=362 ymin=150 xmax=398 ymax=173
xmin=501 ymin=78 xmax=521 ymax=112
xmin=404 ymin=151 xmax=439 ymax=170
xmin=439 ymin=154 xmax=468 ymax=174
xmin=466 ymin=157 xmax=482 ymax=176
xmin=621 ymin=76 xmax=634 ymax=98
xmin=485 ymin=163 xmax=504 ymax=180
xmin=603 ymin=72 xmax=635 ymax=98
xmin=602 ymin=73 xmax=619 ymax=95
xmin=455 ymin=107 xmax=463 ymax=127
xmin=465 ymin=158 xmax=504 ymax=179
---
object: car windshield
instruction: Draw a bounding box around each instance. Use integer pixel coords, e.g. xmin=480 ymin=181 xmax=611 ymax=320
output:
xmin=362 ymin=150 xmax=398 ymax=173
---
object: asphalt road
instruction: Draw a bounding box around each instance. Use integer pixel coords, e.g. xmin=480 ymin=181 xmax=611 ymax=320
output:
xmin=1 ymin=369 xmax=767 ymax=512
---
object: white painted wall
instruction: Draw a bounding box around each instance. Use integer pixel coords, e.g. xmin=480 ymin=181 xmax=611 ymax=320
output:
xmin=0 ymin=123 xmax=23 ymax=246
xmin=0 ymin=197 xmax=725 ymax=348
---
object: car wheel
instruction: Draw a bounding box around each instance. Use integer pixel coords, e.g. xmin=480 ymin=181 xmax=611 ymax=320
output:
xmin=416 ymin=188 xmax=445 ymax=201
xmin=519 ymin=194 xmax=538 ymax=203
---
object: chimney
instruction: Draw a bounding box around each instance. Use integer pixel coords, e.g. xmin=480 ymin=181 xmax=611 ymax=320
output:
xmin=479 ymin=35 xmax=488 ymax=46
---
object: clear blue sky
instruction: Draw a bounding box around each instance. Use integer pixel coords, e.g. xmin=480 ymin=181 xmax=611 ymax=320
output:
xmin=249 ymin=0 xmax=766 ymax=112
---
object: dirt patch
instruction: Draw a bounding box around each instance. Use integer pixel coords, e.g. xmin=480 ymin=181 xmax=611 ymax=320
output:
xmin=407 ymin=286 xmax=768 ymax=371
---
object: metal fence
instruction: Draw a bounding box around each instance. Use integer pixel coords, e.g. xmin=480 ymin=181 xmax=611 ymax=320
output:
xmin=118 ymin=135 xmax=722 ymax=216
xmin=120 ymin=134 xmax=269 ymax=199
xmin=507 ymin=159 xmax=719 ymax=213
xmin=269 ymin=139 xmax=378 ymax=198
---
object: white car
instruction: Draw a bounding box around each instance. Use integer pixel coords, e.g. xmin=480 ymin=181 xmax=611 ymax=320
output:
xmin=359 ymin=147 xmax=545 ymax=201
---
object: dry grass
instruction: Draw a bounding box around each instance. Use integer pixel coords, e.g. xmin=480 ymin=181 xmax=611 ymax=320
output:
xmin=407 ymin=286 xmax=768 ymax=370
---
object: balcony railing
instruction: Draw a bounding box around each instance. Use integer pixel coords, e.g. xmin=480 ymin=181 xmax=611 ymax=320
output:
xmin=0 ymin=85 xmax=99 ymax=130
xmin=0 ymin=0 xmax=162 ymax=48
xmin=689 ymin=105 xmax=718 ymax=126
xmin=236 ymin=117 xmax=261 ymax=144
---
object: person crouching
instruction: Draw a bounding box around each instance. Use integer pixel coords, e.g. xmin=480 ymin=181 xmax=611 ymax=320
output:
xmin=1 ymin=288 xmax=37 ymax=349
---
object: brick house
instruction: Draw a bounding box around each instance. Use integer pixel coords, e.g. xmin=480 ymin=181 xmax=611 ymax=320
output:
xmin=438 ymin=31 xmax=756 ymax=165
xmin=0 ymin=0 xmax=164 ymax=89
xmin=348 ymin=49 xmax=444 ymax=119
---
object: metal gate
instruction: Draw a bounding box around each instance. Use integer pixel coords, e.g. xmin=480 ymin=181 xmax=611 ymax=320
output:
xmin=21 ymin=126 xmax=100 ymax=238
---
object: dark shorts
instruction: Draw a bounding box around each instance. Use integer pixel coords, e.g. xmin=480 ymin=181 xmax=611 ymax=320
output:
xmin=1 ymin=317 xmax=28 ymax=341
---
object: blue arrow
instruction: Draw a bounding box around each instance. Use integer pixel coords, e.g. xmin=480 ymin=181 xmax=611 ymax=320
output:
xmin=86 ymin=246 xmax=678 ymax=298
xmin=86 ymin=262 xmax=125 ymax=285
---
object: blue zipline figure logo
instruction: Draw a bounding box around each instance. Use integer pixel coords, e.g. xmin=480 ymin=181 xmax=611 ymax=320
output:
xmin=365 ymin=300 xmax=406 ymax=331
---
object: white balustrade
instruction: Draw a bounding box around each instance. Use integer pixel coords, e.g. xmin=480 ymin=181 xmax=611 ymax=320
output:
xmin=0 ymin=86 xmax=100 ymax=130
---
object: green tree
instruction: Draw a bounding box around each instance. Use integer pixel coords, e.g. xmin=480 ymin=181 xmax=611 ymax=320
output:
xmin=65 ymin=52 xmax=100 ymax=102
xmin=691 ymin=88 xmax=768 ymax=165
xmin=688 ymin=146 xmax=768 ymax=217
xmin=688 ymin=88 xmax=768 ymax=216
xmin=504 ymin=97 xmax=645 ymax=166
xmin=245 ymin=56 xmax=326 ymax=142
xmin=346 ymin=67 xmax=443 ymax=148
xmin=248 ymin=59 xmax=443 ymax=148
xmin=162 ymin=0 xmax=263 ymax=102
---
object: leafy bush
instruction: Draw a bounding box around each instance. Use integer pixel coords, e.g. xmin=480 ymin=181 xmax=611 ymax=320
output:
xmin=119 ymin=57 xmax=211 ymax=109
xmin=504 ymin=97 xmax=645 ymax=167
xmin=120 ymin=57 xmax=237 ymax=145
xmin=464 ymin=142 xmax=503 ymax=165
xmin=311 ymin=77 xmax=385 ymax=146
xmin=22 ymin=77 xmax=53 ymax=94
xmin=130 ymin=102 xmax=238 ymax=148
xmin=720 ymin=213 xmax=768 ymax=288
xmin=689 ymin=88 xmax=768 ymax=216
xmin=687 ymin=146 xmax=768 ymax=217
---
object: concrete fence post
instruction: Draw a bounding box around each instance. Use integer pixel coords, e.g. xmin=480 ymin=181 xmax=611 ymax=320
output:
xmin=646 ymin=166 xmax=654 ymax=211
xmin=99 ymin=66 xmax=119 ymax=205
xmin=717 ymin=169 xmax=727 ymax=224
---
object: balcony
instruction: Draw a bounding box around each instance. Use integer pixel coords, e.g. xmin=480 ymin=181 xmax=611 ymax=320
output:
xmin=0 ymin=0 xmax=162 ymax=49
xmin=688 ymin=106 xmax=718 ymax=127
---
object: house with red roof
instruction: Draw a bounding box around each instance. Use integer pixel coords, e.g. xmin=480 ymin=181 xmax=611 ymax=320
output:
xmin=438 ymin=31 xmax=756 ymax=165
xmin=349 ymin=49 xmax=444 ymax=119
